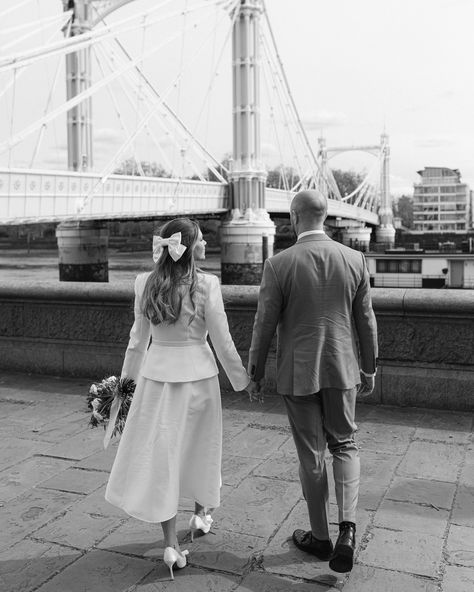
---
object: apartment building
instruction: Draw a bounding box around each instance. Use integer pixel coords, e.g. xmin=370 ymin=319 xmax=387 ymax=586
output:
xmin=413 ymin=167 xmax=472 ymax=233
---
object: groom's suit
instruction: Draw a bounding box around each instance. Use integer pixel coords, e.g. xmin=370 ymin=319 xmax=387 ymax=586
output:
xmin=248 ymin=232 xmax=378 ymax=539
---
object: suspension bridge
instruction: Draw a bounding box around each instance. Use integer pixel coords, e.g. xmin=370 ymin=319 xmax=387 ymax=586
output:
xmin=0 ymin=0 xmax=395 ymax=283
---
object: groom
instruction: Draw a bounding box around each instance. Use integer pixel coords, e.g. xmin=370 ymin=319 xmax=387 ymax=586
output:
xmin=248 ymin=189 xmax=378 ymax=573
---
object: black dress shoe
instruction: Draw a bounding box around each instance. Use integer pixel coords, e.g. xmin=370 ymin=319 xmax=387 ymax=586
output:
xmin=329 ymin=521 xmax=356 ymax=573
xmin=292 ymin=529 xmax=333 ymax=560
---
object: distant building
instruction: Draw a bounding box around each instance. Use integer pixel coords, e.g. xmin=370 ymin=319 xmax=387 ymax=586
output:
xmin=412 ymin=167 xmax=472 ymax=233
xmin=365 ymin=251 xmax=474 ymax=289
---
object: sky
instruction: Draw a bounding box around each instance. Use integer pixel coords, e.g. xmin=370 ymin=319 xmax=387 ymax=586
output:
xmin=1 ymin=0 xmax=474 ymax=197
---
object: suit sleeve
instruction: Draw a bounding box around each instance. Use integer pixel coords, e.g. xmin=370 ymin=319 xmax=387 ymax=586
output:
xmin=248 ymin=259 xmax=282 ymax=382
xmin=205 ymin=275 xmax=250 ymax=392
xmin=121 ymin=274 xmax=151 ymax=382
xmin=352 ymin=253 xmax=378 ymax=374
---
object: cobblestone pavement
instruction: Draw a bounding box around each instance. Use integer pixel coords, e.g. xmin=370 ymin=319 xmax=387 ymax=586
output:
xmin=0 ymin=372 xmax=473 ymax=592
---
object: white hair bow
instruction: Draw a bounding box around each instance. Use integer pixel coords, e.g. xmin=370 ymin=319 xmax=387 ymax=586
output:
xmin=152 ymin=232 xmax=187 ymax=262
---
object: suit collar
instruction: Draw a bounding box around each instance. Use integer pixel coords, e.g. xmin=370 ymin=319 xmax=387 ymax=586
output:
xmin=296 ymin=233 xmax=331 ymax=243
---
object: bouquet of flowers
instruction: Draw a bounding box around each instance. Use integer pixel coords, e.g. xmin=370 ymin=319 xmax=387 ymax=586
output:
xmin=87 ymin=376 xmax=136 ymax=445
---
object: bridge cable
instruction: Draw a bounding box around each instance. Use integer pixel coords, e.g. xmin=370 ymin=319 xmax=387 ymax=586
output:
xmin=261 ymin=2 xmax=322 ymax=178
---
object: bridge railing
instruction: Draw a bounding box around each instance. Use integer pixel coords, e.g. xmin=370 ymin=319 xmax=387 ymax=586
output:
xmin=0 ymin=168 xmax=228 ymax=223
xmin=0 ymin=282 xmax=470 ymax=411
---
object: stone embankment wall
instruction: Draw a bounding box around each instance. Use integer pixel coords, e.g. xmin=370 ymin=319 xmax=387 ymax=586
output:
xmin=0 ymin=282 xmax=472 ymax=410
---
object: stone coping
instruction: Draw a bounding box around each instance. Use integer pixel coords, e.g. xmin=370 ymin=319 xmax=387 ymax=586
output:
xmin=1 ymin=280 xmax=473 ymax=316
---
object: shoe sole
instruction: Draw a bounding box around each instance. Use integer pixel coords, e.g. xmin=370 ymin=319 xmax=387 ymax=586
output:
xmin=329 ymin=544 xmax=354 ymax=573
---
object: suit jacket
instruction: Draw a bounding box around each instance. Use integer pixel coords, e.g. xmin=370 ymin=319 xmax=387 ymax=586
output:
xmin=248 ymin=234 xmax=378 ymax=395
xmin=121 ymin=271 xmax=249 ymax=392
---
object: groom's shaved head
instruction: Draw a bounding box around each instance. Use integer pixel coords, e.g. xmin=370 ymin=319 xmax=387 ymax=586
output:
xmin=291 ymin=190 xmax=327 ymax=222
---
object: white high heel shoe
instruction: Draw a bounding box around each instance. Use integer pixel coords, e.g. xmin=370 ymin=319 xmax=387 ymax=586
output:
xmin=189 ymin=513 xmax=213 ymax=542
xmin=163 ymin=547 xmax=189 ymax=580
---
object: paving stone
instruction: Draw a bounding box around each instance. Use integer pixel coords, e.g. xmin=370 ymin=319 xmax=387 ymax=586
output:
xmin=0 ymin=488 xmax=80 ymax=552
xmin=76 ymin=442 xmax=120 ymax=472
xmin=27 ymin=411 xmax=90 ymax=443
xmin=0 ymin=538 xmax=81 ymax=592
xmin=234 ymin=572 xmax=331 ymax=591
xmin=0 ymin=437 xmax=53 ymax=471
xmin=443 ymin=565 xmax=474 ymax=592
xmin=126 ymin=565 xmax=239 ymax=591
xmin=397 ymin=441 xmax=464 ymax=483
xmin=39 ymin=467 xmax=108 ymax=495
xmin=182 ymin=526 xmax=264 ymax=575
xmin=216 ymin=476 xmax=301 ymax=539
xmin=98 ymin=514 xmax=190 ymax=558
xmin=385 ymin=476 xmax=456 ymax=509
xmin=367 ymin=406 xmax=426 ymax=427
xmin=451 ymin=486 xmax=474 ymax=528
xmin=263 ymin=498 xmax=370 ymax=584
xmin=222 ymin=454 xmax=263 ymax=486
xmin=357 ymin=451 xmax=400 ymax=511
xmin=44 ymin=430 xmax=105 ymax=461
xmin=34 ymin=548 xmax=153 ymax=592
xmin=373 ymin=499 xmax=449 ymax=537
xmin=0 ymin=399 xmax=34 ymax=418
xmin=0 ymin=455 xmax=73 ymax=503
xmin=358 ymin=527 xmax=443 ymax=577
xmin=345 ymin=565 xmax=438 ymax=591
xmin=222 ymin=426 xmax=289 ymax=460
xmin=446 ymin=524 xmax=474 ymax=568
xmin=252 ymin=450 xmax=299 ymax=482
xmin=32 ymin=509 xmax=122 ymax=550
xmin=459 ymin=457 xmax=474 ymax=487
xmin=356 ymin=422 xmax=414 ymax=455
xmin=414 ymin=410 xmax=473 ymax=445
xmin=72 ymin=486 xmax=127 ymax=518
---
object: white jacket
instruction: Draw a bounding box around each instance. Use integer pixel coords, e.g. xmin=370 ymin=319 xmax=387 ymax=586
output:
xmin=121 ymin=271 xmax=249 ymax=391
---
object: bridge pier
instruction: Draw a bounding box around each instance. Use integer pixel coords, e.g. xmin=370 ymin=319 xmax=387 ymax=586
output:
xmin=221 ymin=0 xmax=276 ymax=285
xmin=220 ymin=208 xmax=276 ymax=284
xmin=340 ymin=225 xmax=372 ymax=252
xmin=56 ymin=220 xmax=109 ymax=282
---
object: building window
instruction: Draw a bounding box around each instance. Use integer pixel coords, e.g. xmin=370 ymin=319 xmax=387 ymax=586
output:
xmin=376 ymin=259 xmax=422 ymax=273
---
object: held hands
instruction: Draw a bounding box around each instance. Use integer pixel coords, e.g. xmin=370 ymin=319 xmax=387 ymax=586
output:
xmin=357 ymin=371 xmax=375 ymax=398
xmin=246 ymin=379 xmax=265 ymax=403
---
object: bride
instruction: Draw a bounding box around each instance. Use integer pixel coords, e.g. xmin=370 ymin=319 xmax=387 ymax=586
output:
xmin=105 ymin=217 xmax=250 ymax=579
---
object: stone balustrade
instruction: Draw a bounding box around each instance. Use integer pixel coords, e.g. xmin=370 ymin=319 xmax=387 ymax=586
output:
xmin=0 ymin=281 xmax=472 ymax=410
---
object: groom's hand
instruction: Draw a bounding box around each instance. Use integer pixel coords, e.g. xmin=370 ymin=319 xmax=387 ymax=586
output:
xmin=358 ymin=371 xmax=375 ymax=398
xmin=247 ymin=379 xmax=264 ymax=403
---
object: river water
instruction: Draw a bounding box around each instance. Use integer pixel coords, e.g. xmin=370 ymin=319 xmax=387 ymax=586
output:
xmin=0 ymin=248 xmax=221 ymax=283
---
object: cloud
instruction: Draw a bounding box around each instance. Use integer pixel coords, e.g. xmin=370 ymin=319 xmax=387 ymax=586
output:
xmin=261 ymin=142 xmax=278 ymax=158
xmin=94 ymin=128 xmax=123 ymax=147
xmin=413 ymin=137 xmax=455 ymax=149
xmin=301 ymin=110 xmax=348 ymax=130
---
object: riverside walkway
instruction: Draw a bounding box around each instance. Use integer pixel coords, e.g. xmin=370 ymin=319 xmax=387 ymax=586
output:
xmin=0 ymin=372 xmax=473 ymax=592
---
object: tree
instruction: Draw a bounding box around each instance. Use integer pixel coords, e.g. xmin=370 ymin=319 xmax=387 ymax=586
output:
xmin=266 ymin=166 xmax=300 ymax=189
xmin=393 ymin=194 xmax=414 ymax=228
xmin=332 ymin=169 xmax=364 ymax=197
xmin=113 ymin=158 xmax=172 ymax=178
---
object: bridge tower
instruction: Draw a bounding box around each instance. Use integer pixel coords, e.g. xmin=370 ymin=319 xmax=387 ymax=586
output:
xmin=220 ymin=0 xmax=275 ymax=284
xmin=375 ymin=132 xmax=396 ymax=247
xmin=62 ymin=0 xmax=93 ymax=172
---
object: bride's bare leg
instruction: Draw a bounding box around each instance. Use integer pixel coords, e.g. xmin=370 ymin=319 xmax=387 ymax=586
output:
xmin=161 ymin=515 xmax=180 ymax=551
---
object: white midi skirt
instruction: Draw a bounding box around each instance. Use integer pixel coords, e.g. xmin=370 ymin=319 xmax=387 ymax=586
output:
xmin=105 ymin=374 xmax=222 ymax=523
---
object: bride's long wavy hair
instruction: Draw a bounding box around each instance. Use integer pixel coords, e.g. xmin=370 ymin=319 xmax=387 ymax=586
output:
xmin=141 ymin=217 xmax=200 ymax=325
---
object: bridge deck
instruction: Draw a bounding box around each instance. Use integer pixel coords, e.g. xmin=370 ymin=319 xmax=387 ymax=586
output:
xmin=0 ymin=169 xmax=379 ymax=225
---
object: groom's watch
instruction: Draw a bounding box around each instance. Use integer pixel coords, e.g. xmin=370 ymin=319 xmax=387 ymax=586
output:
xmin=360 ymin=369 xmax=376 ymax=378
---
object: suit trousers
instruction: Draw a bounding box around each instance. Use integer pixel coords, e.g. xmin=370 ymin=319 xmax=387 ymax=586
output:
xmin=283 ymin=387 xmax=359 ymax=540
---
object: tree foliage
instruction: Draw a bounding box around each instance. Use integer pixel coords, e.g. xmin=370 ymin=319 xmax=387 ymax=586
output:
xmin=393 ymin=194 xmax=414 ymax=228
xmin=266 ymin=166 xmax=300 ymax=189
xmin=332 ymin=169 xmax=364 ymax=197
xmin=113 ymin=159 xmax=172 ymax=178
